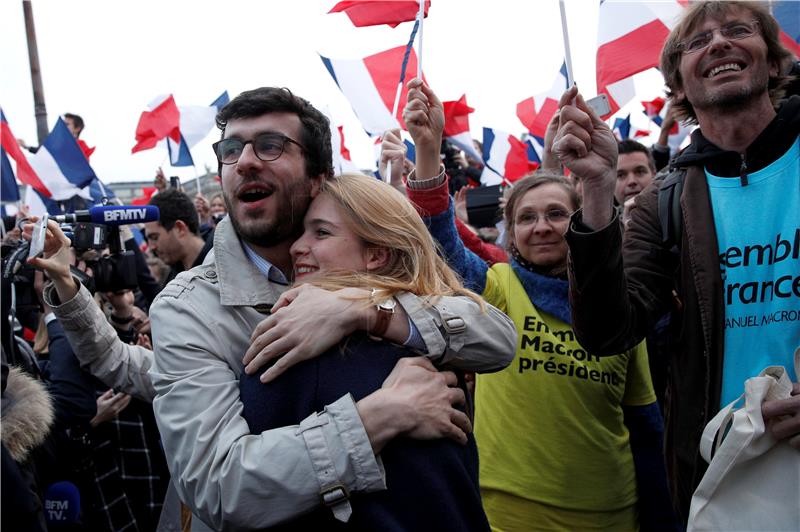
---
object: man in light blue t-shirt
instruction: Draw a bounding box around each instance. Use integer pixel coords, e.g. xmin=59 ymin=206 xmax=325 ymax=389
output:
xmin=554 ymin=0 xmax=799 ymax=521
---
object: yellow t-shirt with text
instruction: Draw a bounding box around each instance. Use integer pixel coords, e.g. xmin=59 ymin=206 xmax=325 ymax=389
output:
xmin=475 ymin=263 xmax=655 ymax=528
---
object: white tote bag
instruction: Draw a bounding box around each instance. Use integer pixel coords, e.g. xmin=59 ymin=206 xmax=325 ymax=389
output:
xmin=687 ymin=349 xmax=800 ymax=531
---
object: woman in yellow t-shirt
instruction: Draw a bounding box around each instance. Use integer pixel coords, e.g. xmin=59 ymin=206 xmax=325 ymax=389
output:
xmin=403 ymin=78 xmax=673 ymax=531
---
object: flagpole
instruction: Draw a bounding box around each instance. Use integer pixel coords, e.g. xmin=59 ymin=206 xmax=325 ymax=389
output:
xmin=558 ymin=0 xmax=575 ymax=88
xmin=194 ymin=164 xmax=203 ymax=197
xmin=384 ymin=16 xmax=423 ymax=182
xmin=416 ymin=0 xmax=425 ymax=78
xmin=95 ymin=178 xmax=112 ymax=204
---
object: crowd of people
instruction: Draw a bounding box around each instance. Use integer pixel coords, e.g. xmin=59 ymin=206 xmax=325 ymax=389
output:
xmin=2 ymin=1 xmax=798 ymax=531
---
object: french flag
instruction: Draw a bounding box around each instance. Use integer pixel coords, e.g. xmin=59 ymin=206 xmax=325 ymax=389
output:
xmin=22 ymin=173 xmax=117 ymax=218
xmin=328 ymin=0 xmax=430 ymax=28
xmin=130 ymin=226 xmax=148 ymax=252
xmin=641 ymin=96 xmax=668 ymax=127
xmin=1 ymin=109 xmax=49 ymax=197
xmin=516 ymin=62 xmax=568 ymax=138
xmin=640 ymin=97 xmax=691 ymax=152
xmin=131 ymin=186 xmax=158 ymax=206
xmin=524 ymin=135 xmax=545 ymax=166
xmin=442 ymin=94 xmax=482 ymax=162
xmin=168 ymin=91 xmax=230 ymax=167
xmin=612 ymin=115 xmax=648 ymax=140
xmin=331 ymin=123 xmax=361 ymax=175
xmin=480 ymin=127 xmax=530 ymax=186
xmin=320 ymin=46 xmax=423 ymax=136
xmin=28 ymin=118 xmax=97 ymax=201
xmin=22 ymin=187 xmax=59 ymax=216
xmin=596 ymin=0 xmax=684 ymax=115
xmin=1 ymin=148 xmax=21 ymax=203
xmin=132 ymin=95 xmax=181 ymax=154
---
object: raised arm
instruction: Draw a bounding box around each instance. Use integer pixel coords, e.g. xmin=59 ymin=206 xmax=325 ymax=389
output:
xmin=552 ymin=85 xmax=619 ymax=230
xmin=553 ymin=88 xmax=674 ymax=354
xmin=25 ymin=219 xmax=156 ymax=401
xmin=402 ymin=78 xmax=491 ymax=292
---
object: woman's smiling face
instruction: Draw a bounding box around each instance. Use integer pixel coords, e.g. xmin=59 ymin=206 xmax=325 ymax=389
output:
xmin=290 ymin=193 xmax=373 ymax=281
xmin=511 ymin=183 xmax=575 ymax=269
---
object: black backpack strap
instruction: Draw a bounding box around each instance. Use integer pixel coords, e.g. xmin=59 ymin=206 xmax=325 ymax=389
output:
xmin=657 ymin=168 xmax=687 ymax=253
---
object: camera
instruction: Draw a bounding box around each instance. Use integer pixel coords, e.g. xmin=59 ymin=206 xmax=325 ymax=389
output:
xmin=52 ymin=204 xmax=159 ymax=294
xmin=66 ymin=222 xmax=137 ymax=294
xmin=466 ymin=185 xmax=505 ymax=228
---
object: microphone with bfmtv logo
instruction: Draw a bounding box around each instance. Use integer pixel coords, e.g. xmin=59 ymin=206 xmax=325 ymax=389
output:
xmin=44 ymin=481 xmax=82 ymax=530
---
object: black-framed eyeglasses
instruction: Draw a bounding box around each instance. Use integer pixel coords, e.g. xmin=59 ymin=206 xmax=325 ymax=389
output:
xmin=212 ymin=132 xmax=306 ymax=165
xmin=678 ymin=20 xmax=760 ymax=54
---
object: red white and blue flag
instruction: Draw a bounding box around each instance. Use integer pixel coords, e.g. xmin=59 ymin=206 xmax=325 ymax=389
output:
xmin=612 ymin=115 xmax=649 ymax=141
xmin=28 ymin=118 xmax=98 ymax=201
xmin=1 ymin=109 xmax=49 ymax=197
xmin=320 ymin=46 xmax=423 ymax=136
xmin=640 ymin=97 xmax=691 ymax=152
xmin=132 ymin=95 xmax=181 ymax=154
xmin=524 ymin=135 xmax=545 ymax=166
xmin=168 ymin=91 xmax=230 ymax=167
xmin=596 ymin=0 xmax=685 ymax=116
xmin=328 ymin=0 xmax=430 ymax=28
xmin=134 ymin=92 xmax=228 ymax=167
xmin=480 ymin=127 xmax=530 ymax=185
xmin=1 ymin=150 xmax=20 ymax=203
xmin=517 ymin=62 xmax=568 ymax=138
xmin=596 ymin=0 xmax=797 ymax=116
xmin=331 ymin=123 xmax=361 ymax=175
xmin=641 ymin=96 xmax=668 ymax=127
xmin=443 ymin=94 xmax=482 ymax=162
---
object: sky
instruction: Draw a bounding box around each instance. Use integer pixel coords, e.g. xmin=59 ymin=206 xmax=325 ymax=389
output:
xmin=1 ymin=0 xmax=669 ymax=186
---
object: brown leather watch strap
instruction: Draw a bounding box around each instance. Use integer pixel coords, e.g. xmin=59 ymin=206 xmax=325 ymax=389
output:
xmin=369 ymin=305 xmax=393 ymax=338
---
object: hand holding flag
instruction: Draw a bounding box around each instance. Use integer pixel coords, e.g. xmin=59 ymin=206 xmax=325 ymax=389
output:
xmin=402 ymin=78 xmax=444 ymax=180
xmin=553 ymin=86 xmax=617 ymax=186
xmin=378 ymin=128 xmax=407 ymax=184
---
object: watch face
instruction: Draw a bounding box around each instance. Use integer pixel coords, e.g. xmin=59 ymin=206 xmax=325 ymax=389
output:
xmin=378 ymin=298 xmax=397 ymax=312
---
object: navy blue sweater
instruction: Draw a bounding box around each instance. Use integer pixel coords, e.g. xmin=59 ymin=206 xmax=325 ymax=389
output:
xmin=240 ymin=333 xmax=490 ymax=532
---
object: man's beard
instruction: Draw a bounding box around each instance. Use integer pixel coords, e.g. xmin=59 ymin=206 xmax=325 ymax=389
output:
xmin=223 ymin=179 xmax=312 ymax=248
xmin=693 ymin=69 xmax=770 ymax=111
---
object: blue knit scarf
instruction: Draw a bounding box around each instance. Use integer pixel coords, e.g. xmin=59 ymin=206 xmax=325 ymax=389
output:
xmin=509 ymin=258 xmax=572 ymax=325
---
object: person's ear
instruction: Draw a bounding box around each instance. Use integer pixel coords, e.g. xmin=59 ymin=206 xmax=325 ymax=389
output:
xmin=769 ymin=58 xmax=780 ymax=78
xmin=172 ymin=220 xmax=189 ymax=236
xmin=309 ymin=175 xmax=325 ymax=198
xmin=365 ymin=247 xmax=390 ymax=272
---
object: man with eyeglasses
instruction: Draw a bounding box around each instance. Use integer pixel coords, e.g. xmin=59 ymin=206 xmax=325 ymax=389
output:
xmin=554 ymin=0 xmax=799 ymax=522
xmin=147 ymin=87 xmax=516 ymax=530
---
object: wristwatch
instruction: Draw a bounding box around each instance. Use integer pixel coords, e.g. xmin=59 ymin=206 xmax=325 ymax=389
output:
xmin=369 ymin=289 xmax=396 ymax=338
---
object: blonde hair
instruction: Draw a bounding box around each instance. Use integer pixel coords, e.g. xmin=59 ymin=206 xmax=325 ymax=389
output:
xmin=306 ymin=173 xmax=484 ymax=308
